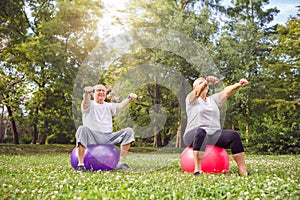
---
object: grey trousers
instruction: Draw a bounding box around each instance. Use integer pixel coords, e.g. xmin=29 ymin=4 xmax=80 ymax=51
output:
xmin=75 ymin=126 xmax=135 ymax=148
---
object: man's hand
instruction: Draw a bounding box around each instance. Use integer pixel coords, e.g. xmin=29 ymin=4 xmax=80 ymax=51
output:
xmin=82 ymin=86 xmax=94 ymax=110
xmin=206 ymin=76 xmax=220 ymax=85
xmin=128 ymin=93 xmax=138 ymax=101
xmin=83 ymin=86 xmax=94 ymax=94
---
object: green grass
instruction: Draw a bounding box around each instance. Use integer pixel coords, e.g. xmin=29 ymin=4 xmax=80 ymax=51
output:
xmin=0 ymin=145 xmax=299 ymax=200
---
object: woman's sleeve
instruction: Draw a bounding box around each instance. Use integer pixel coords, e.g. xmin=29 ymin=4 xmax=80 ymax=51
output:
xmin=211 ymin=93 xmax=221 ymax=106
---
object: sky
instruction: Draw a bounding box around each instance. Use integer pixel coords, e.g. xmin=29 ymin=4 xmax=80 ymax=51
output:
xmin=100 ymin=0 xmax=299 ymax=36
xmin=252 ymin=0 xmax=299 ymax=25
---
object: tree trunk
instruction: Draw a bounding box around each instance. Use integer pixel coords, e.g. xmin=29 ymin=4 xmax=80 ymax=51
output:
xmin=6 ymin=105 xmax=19 ymax=144
xmin=31 ymin=107 xmax=39 ymax=144
xmin=153 ymin=125 xmax=162 ymax=147
xmin=152 ymin=79 xmax=162 ymax=147
xmin=156 ymin=133 xmax=162 ymax=147
xmin=4 ymin=119 xmax=9 ymax=140
xmin=176 ymin=80 xmax=186 ymax=148
xmin=231 ymin=120 xmax=235 ymax=130
xmin=245 ymin=97 xmax=250 ymax=144
xmin=0 ymin=106 xmax=4 ymax=142
xmin=153 ymin=126 xmax=157 ymax=147
xmin=32 ymin=124 xmax=38 ymax=144
xmin=246 ymin=123 xmax=249 ymax=144
xmin=176 ymin=121 xmax=182 ymax=148
xmin=163 ymin=134 xmax=170 ymax=146
xmin=39 ymin=133 xmax=47 ymax=144
xmin=39 ymin=120 xmax=48 ymax=144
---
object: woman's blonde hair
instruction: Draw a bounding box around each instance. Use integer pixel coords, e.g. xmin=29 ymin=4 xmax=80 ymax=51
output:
xmin=192 ymin=77 xmax=205 ymax=89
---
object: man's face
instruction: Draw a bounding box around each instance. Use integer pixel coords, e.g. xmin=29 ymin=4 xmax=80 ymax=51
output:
xmin=94 ymin=85 xmax=107 ymax=103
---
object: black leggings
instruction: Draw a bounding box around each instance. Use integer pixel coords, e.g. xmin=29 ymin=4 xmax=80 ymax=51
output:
xmin=183 ymin=127 xmax=244 ymax=154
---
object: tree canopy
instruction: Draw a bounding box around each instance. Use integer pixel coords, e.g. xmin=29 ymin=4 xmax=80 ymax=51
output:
xmin=0 ymin=0 xmax=299 ymax=154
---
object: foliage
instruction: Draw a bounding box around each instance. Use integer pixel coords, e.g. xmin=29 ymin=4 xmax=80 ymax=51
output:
xmin=19 ymin=136 xmax=32 ymax=144
xmin=0 ymin=0 xmax=299 ymax=155
xmin=0 ymin=0 xmax=103 ymax=144
xmin=250 ymin=112 xmax=300 ymax=154
xmin=213 ymin=1 xmax=299 ymax=154
xmin=0 ymin=147 xmax=299 ymax=199
xmin=247 ymin=11 xmax=300 ymax=153
xmin=47 ymin=133 xmax=72 ymax=145
xmin=214 ymin=0 xmax=279 ymax=142
xmin=102 ymin=0 xmax=220 ymax=147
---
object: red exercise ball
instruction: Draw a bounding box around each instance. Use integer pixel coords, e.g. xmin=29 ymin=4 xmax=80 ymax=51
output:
xmin=180 ymin=145 xmax=230 ymax=174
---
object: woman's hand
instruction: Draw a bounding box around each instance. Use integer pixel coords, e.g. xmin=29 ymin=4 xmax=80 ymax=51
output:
xmin=194 ymin=81 xmax=207 ymax=97
xmin=206 ymin=76 xmax=220 ymax=85
xmin=239 ymin=79 xmax=249 ymax=86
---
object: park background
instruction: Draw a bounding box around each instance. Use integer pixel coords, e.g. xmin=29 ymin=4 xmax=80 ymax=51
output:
xmin=0 ymin=0 xmax=299 ymax=199
xmin=0 ymin=0 xmax=299 ymax=154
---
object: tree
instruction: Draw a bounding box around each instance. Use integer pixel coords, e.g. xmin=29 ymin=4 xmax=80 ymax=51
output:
xmin=250 ymin=10 xmax=300 ymax=154
xmin=0 ymin=0 xmax=29 ymax=144
xmin=0 ymin=67 xmax=26 ymax=144
xmin=0 ymin=0 xmax=103 ymax=144
xmin=214 ymin=0 xmax=279 ymax=144
xmin=100 ymin=0 xmax=221 ymax=147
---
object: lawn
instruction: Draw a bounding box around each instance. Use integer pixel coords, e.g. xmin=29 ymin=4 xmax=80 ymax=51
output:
xmin=0 ymin=145 xmax=299 ymax=199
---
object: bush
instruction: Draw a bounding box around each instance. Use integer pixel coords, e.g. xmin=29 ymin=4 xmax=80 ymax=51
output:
xmin=2 ymin=135 xmax=14 ymax=144
xmin=47 ymin=133 xmax=71 ymax=144
xmin=19 ymin=136 xmax=32 ymax=144
xmin=250 ymin=114 xmax=300 ymax=154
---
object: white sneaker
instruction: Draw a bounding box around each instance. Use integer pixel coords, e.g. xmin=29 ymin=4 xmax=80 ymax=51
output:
xmin=115 ymin=162 xmax=130 ymax=171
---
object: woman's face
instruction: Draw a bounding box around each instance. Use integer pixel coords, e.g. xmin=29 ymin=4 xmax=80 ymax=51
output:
xmin=201 ymin=85 xmax=209 ymax=96
xmin=193 ymin=77 xmax=209 ymax=96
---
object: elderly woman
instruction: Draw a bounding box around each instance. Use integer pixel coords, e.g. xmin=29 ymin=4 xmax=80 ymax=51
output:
xmin=184 ymin=76 xmax=249 ymax=176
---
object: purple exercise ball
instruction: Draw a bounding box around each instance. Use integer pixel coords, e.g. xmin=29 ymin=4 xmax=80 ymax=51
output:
xmin=70 ymin=144 xmax=120 ymax=171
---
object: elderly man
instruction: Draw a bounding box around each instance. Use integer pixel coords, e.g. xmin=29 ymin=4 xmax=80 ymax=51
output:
xmin=75 ymin=84 xmax=138 ymax=172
